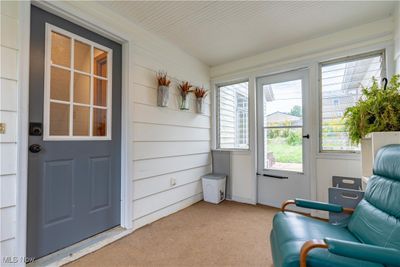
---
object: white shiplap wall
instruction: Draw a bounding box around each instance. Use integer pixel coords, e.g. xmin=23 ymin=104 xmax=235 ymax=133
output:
xmin=0 ymin=0 xmax=19 ymax=259
xmin=131 ymin=51 xmax=212 ymax=229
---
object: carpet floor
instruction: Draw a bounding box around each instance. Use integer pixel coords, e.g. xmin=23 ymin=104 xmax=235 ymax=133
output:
xmin=66 ymin=201 xmax=278 ymax=267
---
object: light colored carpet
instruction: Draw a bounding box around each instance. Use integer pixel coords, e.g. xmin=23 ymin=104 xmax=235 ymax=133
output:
xmin=66 ymin=201 xmax=278 ymax=267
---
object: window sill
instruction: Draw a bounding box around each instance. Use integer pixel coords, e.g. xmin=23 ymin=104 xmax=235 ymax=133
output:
xmin=316 ymin=152 xmax=360 ymax=161
xmin=213 ymin=148 xmax=251 ymax=154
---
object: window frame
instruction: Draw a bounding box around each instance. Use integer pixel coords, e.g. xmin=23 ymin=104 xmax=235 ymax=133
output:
xmin=318 ymin=49 xmax=386 ymax=153
xmin=43 ymin=23 xmax=113 ymax=141
xmin=216 ymin=79 xmax=250 ymax=150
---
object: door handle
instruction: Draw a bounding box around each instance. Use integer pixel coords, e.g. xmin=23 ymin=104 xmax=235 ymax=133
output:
xmin=29 ymin=144 xmax=42 ymax=153
xmin=302 ymin=134 xmax=310 ymax=139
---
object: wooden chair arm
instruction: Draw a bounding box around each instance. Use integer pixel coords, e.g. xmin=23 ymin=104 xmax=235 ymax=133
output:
xmin=300 ymin=239 xmax=328 ymax=267
xmin=281 ymin=199 xmax=295 ymax=212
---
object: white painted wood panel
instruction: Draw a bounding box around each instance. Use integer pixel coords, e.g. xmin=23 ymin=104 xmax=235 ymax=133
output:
xmin=0 ymin=111 xmax=17 ymax=143
xmin=0 ymin=1 xmax=19 ymax=18
xmin=132 ymin=193 xmax=202 ymax=230
xmin=0 ymin=79 xmax=18 ymax=111
xmin=1 ymin=15 xmax=19 ymax=49
xmin=0 ymin=0 xmax=19 ymax=259
xmin=133 ymin=141 xmax=210 ymax=160
xmin=0 ymin=175 xmax=16 ymax=208
xmin=133 ymin=104 xmax=210 ymax=129
xmin=0 ymin=206 xmax=16 ymax=241
xmin=133 ymin=165 xmax=211 ymax=200
xmin=133 ymin=153 xmax=210 ymax=180
xmin=0 ymin=238 xmax=15 ymax=261
xmin=0 ymin=46 xmax=18 ymax=80
xmin=132 ymin=180 xmax=202 ymax=219
xmin=0 ymin=143 xmax=16 ymax=175
xmin=133 ymin=123 xmax=210 ymax=142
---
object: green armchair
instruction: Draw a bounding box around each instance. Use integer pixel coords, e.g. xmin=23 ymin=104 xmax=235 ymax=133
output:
xmin=270 ymin=144 xmax=400 ymax=267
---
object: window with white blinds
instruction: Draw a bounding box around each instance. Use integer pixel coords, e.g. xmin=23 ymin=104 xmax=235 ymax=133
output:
xmin=320 ymin=50 xmax=386 ymax=152
xmin=217 ymin=81 xmax=249 ymax=149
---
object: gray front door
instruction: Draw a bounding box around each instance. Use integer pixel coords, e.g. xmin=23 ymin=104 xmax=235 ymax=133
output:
xmin=27 ymin=6 xmax=122 ymax=258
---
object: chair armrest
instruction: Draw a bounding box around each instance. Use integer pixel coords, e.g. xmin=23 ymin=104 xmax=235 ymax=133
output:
xmin=300 ymin=238 xmax=400 ymax=267
xmin=324 ymin=238 xmax=400 ymax=266
xmin=281 ymin=198 xmax=354 ymax=213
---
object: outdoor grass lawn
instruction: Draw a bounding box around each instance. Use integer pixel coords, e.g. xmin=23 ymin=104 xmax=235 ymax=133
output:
xmin=267 ymin=139 xmax=302 ymax=163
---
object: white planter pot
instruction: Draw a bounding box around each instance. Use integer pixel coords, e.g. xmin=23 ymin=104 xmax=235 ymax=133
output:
xmin=157 ymin=85 xmax=169 ymax=107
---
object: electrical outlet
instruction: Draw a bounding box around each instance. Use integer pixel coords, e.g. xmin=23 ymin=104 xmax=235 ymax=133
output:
xmin=170 ymin=178 xmax=176 ymax=187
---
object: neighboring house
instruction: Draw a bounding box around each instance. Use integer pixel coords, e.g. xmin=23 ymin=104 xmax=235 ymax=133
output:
xmin=218 ymin=83 xmax=249 ymax=149
xmin=265 ymin=111 xmax=302 ymax=126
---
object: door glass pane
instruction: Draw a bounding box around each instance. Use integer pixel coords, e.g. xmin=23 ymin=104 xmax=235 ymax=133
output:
xmin=265 ymin=128 xmax=303 ymax=172
xmin=50 ymin=103 xmax=70 ymax=135
xmin=94 ymin=48 xmax=107 ymax=77
xmin=50 ymin=66 xmax=70 ymax=101
xmin=74 ymin=72 xmax=90 ymax=104
xmin=93 ymin=108 xmax=107 ymax=136
xmin=263 ymin=79 xmax=303 ymax=172
xmin=263 ymin=80 xmax=303 ymax=127
xmin=93 ymin=78 xmax=107 ymax=107
xmin=51 ymin=32 xmax=71 ymax=67
xmin=74 ymin=40 xmax=91 ymax=73
xmin=73 ymin=105 xmax=90 ymax=136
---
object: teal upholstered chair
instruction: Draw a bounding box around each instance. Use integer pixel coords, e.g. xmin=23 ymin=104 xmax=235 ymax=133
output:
xmin=270 ymin=144 xmax=400 ymax=267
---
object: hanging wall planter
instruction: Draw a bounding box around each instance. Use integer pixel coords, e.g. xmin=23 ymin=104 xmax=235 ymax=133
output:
xmin=180 ymin=94 xmax=190 ymax=110
xmin=157 ymin=85 xmax=169 ymax=107
xmin=194 ymin=86 xmax=208 ymax=114
xmin=178 ymin=81 xmax=193 ymax=110
xmin=156 ymin=71 xmax=171 ymax=107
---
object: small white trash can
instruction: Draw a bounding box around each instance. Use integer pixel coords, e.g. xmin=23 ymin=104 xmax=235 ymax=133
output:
xmin=202 ymin=173 xmax=226 ymax=204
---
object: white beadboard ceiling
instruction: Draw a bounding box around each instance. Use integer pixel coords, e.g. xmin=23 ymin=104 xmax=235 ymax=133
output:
xmin=98 ymin=1 xmax=396 ymax=66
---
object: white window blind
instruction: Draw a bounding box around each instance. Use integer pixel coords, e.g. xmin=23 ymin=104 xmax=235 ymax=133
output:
xmin=320 ymin=50 xmax=385 ymax=152
xmin=217 ymin=81 xmax=249 ymax=149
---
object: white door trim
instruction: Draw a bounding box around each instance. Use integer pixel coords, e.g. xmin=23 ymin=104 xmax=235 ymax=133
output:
xmin=255 ymin=68 xmax=311 ymax=208
xmin=16 ymin=1 xmax=134 ymax=263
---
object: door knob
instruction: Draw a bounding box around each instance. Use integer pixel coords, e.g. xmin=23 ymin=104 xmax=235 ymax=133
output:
xmin=29 ymin=144 xmax=42 ymax=153
xmin=302 ymin=134 xmax=310 ymax=139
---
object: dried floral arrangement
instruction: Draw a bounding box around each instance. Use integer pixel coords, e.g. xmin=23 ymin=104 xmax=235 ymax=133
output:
xmin=156 ymin=71 xmax=171 ymax=87
xmin=194 ymin=86 xmax=208 ymax=99
xmin=178 ymin=81 xmax=193 ymax=96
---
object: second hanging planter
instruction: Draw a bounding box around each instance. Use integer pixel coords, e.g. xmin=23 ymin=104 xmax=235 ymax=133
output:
xmin=178 ymin=81 xmax=193 ymax=110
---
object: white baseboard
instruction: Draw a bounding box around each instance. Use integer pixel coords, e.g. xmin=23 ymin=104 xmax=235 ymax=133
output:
xmin=132 ymin=193 xmax=203 ymax=230
xmin=229 ymin=195 xmax=256 ymax=205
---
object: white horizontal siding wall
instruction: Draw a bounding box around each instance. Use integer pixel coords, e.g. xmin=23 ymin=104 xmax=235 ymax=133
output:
xmin=131 ymin=48 xmax=211 ymax=229
xmin=0 ymin=0 xmax=19 ymax=260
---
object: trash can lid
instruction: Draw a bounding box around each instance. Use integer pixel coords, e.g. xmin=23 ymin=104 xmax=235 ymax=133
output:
xmin=202 ymin=173 xmax=227 ymax=180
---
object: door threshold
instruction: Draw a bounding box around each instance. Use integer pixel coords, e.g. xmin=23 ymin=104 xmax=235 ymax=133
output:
xmin=28 ymin=226 xmax=133 ymax=267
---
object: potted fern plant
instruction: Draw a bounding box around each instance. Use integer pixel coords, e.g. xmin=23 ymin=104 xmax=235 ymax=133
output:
xmin=178 ymin=81 xmax=193 ymax=110
xmin=194 ymin=86 xmax=208 ymax=114
xmin=156 ymin=71 xmax=171 ymax=107
xmin=343 ymin=74 xmax=400 ymax=144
